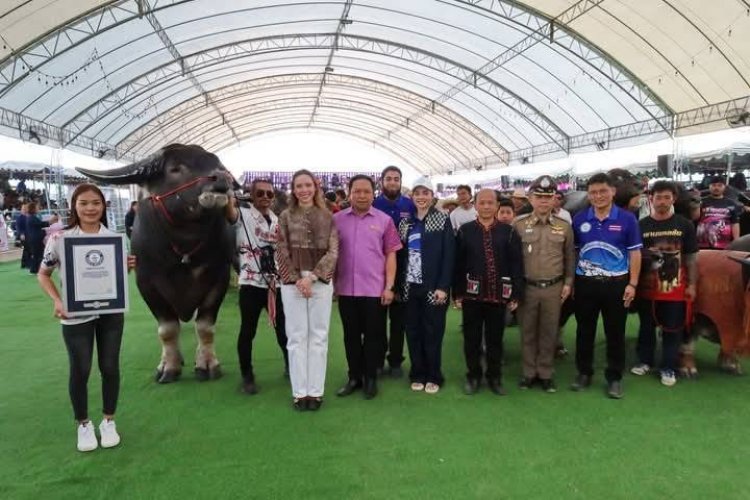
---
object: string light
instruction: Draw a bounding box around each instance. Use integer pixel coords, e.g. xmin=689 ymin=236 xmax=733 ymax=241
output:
xmin=31 ymin=49 xmax=99 ymax=88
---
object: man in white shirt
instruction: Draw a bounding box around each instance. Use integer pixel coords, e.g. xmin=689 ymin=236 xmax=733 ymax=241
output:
xmin=229 ymin=179 xmax=289 ymax=395
xmin=553 ymin=190 xmax=572 ymax=224
xmin=449 ymin=184 xmax=477 ymax=232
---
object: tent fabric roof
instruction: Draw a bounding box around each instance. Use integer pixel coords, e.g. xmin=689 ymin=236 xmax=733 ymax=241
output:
xmin=0 ymin=0 xmax=749 ymax=174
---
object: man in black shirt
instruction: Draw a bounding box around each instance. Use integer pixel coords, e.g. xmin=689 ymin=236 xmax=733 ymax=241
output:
xmin=454 ymin=189 xmax=524 ymax=395
xmin=697 ymin=175 xmax=739 ymax=249
xmin=632 ymin=180 xmax=698 ymax=387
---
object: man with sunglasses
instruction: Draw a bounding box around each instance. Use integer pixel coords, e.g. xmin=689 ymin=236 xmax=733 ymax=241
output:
xmin=228 ymin=179 xmax=289 ymax=395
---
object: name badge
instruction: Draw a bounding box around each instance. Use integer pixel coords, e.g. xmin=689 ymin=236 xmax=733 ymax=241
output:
xmin=466 ymin=274 xmax=480 ymax=295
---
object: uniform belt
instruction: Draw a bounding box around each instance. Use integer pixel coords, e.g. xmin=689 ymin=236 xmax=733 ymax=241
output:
xmin=577 ymin=274 xmax=628 ymax=282
xmin=526 ymin=276 xmax=564 ymax=288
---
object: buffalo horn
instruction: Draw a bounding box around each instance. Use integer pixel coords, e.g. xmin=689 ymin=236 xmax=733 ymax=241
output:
xmin=75 ymin=151 xmax=163 ymax=185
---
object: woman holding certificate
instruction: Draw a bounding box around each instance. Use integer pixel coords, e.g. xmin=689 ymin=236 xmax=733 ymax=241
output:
xmin=38 ymin=184 xmax=135 ymax=452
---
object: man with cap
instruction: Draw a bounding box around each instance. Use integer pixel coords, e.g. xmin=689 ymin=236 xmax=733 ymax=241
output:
xmin=513 ymin=176 xmax=575 ymax=392
xmin=449 ymin=184 xmax=477 ymax=232
xmin=511 ymin=187 xmax=532 ymax=216
xmin=697 ymin=174 xmax=740 ymax=249
xmin=396 ymin=176 xmax=455 ymax=394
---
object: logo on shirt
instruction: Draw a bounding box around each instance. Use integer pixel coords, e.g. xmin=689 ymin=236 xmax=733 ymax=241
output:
xmin=580 ymin=222 xmax=591 ymax=233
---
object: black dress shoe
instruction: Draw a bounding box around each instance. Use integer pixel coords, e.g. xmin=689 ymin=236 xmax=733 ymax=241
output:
xmin=363 ymin=379 xmax=378 ymax=400
xmin=336 ymin=379 xmax=362 ymax=397
xmin=571 ymin=374 xmax=592 ymax=391
xmin=307 ymin=397 xmax=323 ymax=411
xmin=241 ymin=379 xmax=258 ymax=395
xmin=518 ymin=377 xmax=536 ymax=390
xmin=292 ymin=398 xmax=307 ymax=411
xmin=487 ymin=379 xmax=507 ymax=396
xmin=607 ymin=380 xmax=624 ymax=399
xmin=540 ymin=379 xmax=557 ymax=393
xmin=464 ymin=378 xmax=479 ymax=395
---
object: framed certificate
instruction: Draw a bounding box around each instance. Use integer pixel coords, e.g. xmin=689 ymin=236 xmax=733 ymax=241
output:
xmin=59 ymin=233 xmax=129 ymax=317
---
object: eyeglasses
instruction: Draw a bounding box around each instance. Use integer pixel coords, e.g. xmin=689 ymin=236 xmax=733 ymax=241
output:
xmin=255 ymin=190 xmax=275 ymax=199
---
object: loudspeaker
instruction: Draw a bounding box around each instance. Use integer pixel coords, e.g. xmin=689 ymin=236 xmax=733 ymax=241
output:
xmin=657 ymin=154 xmax=674 ymax=178
xmin=501 ymin=175 xmax=510 ymax=189
xmin=436 ymin=183 xmax=444 ymax=192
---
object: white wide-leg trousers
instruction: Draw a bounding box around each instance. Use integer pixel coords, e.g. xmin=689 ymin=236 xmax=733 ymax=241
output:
xmin=281 ymin=278 xmax=333 ymax=398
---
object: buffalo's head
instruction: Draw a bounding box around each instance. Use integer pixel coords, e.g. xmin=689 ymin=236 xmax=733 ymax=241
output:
xmin=76 ymin=144 xmax=239 ymax=223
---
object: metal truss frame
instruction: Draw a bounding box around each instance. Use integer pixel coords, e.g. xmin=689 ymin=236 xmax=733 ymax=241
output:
xmin=125 ymin=94 xmax=493 ymax=164
xmin=0 ymin=105 xmax=133 ymax=161
xmin=0 ymin=0 xmax=736 ymax=173
xmin=203 ymin=123 xmax=432 ymax=174
xmin=468 ymin=95 xmax=750 ymax=169
xmin=141 ymin=0 xmax=239 ymax=144
xmin=96 ymin=57 xmax=528 ymax=150
xmin=0 ymin=0 xmax=188 ymax=96
xmin=58 ymin=33 xmax=567 ymax=147
xmin=114 ymin=74 xmax=506 ymax=160
xmin=199 ymin=117 xmax=450 ymax=174
xmin=159 ymin=108 xmax=468 ymax=168
xmin=458 ymin=0 xmax=672 ymax=120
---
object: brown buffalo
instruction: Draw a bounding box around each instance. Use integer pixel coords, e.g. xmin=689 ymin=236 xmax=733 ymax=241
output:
xmin=680 ymin=249 xmax=750 ymax=376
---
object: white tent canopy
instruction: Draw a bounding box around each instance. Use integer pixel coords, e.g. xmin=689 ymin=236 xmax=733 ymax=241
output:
xmin=1 ymin=1 xmax=749 ymax=174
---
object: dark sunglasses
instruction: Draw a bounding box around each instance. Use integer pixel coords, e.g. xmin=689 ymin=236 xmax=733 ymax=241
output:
xmin=255 ymin=189 xmax=275 ymax=199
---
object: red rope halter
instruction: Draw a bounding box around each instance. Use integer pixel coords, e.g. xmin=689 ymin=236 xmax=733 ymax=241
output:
xmin=148 ymin=175 xmax=217 ymax=263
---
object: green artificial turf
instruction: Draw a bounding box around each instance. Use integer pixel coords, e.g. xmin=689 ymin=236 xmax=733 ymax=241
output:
xmin=1 ymin=259 xmax=750 ymax=499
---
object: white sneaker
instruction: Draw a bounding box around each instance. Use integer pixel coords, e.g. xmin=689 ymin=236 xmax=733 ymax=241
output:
xmin=99 ymin=419 xmax=121 ymax=448
xmin=77 ymin=421 xmax=98 ymax=452
xmin=425 ymin=383 xmax=440 ymax=394
xmin=410 ymin=382 xmax=425 ymax=392
xmin=630 ymin=363 xmax=651 ymax=376
xmin=660 ymin=370 xmax=677 ymax=387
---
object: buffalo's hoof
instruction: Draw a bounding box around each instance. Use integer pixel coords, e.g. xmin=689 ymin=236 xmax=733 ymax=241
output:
xmin=195 ymin=367 xmax=209 ymax=381
xmin=209 ymin=365 xmax=223 ymax=380
xmin=195 ymin=366 xmax=223 ymax=381
xmin=156 ymin=369 xmax=181 ymax=384
xmin=679 ymin=367 xmax=699 ymax=379
xmin=721 ymin=365 xmax=743 ymax=376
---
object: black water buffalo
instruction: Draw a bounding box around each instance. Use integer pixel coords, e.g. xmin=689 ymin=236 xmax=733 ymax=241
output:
xmin=77 ymin=144 xmax=236 ymax=383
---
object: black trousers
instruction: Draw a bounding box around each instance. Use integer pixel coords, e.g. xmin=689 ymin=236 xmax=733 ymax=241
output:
xmin=462 ymin=300 xmax=506 ymax=382
xmin=238 ymin=285 xmax=288 ymax=382
xmin=574 ymin=276 xmax=629 ymax=382
xmin=405 ymin=285 xmax=448 ymax=385
xmin=62 ymin=314 xmax=124 ymax=421
xmin=383 ymin=300 xmax=406 ymax=368
xmin=339 ymin=296 xmax=386 ymax=382
xmin=636 ymin=299 xmax=686 ymax=372
xmin=20 ymin=238 xmax=31 ymax=268
xmin=27 ymin=237 xmax=44 ymax=273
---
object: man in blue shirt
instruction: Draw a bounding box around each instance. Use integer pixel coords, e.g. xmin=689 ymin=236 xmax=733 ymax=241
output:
xmin=373 ymin=166 xmax=415 ymax=377
xmin=571 ymin=173 xmax=642 ymax=399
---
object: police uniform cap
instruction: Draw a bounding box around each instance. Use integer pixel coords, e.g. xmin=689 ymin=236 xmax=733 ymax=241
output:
xmin=528 ymin=175 xmax=557 ymax=196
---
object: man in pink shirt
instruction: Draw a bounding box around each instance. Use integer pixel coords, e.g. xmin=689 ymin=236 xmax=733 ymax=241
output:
xmin=334 ymin=175 xmax=403 ymax=399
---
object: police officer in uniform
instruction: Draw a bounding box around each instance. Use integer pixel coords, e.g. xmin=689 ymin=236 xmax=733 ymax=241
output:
xmin=513 ymin=176 xmax=575 ymax=392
